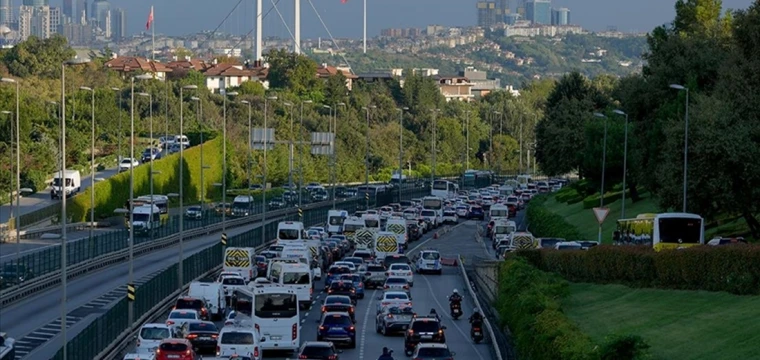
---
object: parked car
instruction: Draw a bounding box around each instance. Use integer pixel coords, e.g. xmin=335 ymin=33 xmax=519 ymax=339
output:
xmin=119 ymin=158 xmax=139 ymax=172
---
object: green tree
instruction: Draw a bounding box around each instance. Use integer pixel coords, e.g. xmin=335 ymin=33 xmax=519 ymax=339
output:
xmin=3 ymin=34 xmax=75 ymax=78
xmin=235 ymin=80 xmax=265 ymax=97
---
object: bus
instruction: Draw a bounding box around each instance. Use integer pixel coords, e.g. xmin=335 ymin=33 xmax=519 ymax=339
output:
xmin=463 ymin=170 xmax=491 ymax=188
xmin=615 ymin=213 xmax=704 ymax=251
xmin=422 ymin=196 xmax=444 ymax=225
xmin=431 ymin=180 xmax=458 ymax=199
xmin=233 ymin=285 xmax=300 ymax=352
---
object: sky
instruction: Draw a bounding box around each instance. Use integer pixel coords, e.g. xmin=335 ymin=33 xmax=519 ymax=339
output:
xmin=93 ymin=0 xmax=753 ymax=39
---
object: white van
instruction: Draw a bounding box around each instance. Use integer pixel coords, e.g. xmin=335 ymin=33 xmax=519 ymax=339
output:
xmin=188 ymin=281 xmax=226 ymax=321
xmin=130 ymin=204 xmax=162 ymax=234
xmin=135 ymin=323 xmax=175 ymax=354
xmin=327 ymin=210 xmax=349 ymax=235
xmin=174 ymin=134 xmax=190 ymax=147
xmin=50 ymin=169 xmax=81 ymax=199
xmin=271 ymin=262 xmax=313 ymax=309
xmin=266 ymin=257 xmax=301 ymax=281
xmin=216 ymin=325 xmax=263 ymax=360
xmin=277 ymin=221 xmax=307 ymax=243
xmin=223 ymin=247 xmax=257 ymax=282
xmin=385 ymin=217 xmax=408 ymax=249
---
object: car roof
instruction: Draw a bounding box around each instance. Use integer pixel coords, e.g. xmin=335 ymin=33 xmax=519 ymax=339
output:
xmin=160 ymin=338 xmax=192 ymax=345
xmin=325 ymin=295 xmax=352 ymax=301
xmin=416 ymin=342 xmax=449 ymax=348
xmin=382 ymin=291 xmax=409 ymax=296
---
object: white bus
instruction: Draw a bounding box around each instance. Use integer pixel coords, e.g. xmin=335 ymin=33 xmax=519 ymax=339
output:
xmin=431 ymin=180 xmax=458 ymax=199
xmin=422 ymin=196 xmax=444 ymax=225
xmin=327 ymin=210 xmax=349 ymax=235
xmin=269 ymin=262 xmax=313 ymax=309
xmin=233 ymin=285 xmax=300 ymax=352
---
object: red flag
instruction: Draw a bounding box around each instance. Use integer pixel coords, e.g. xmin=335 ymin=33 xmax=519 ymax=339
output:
xmin=341 ymin=0 xmax=348 ymax=3
xmin=146 ymin=6 xmax=154 ymax=30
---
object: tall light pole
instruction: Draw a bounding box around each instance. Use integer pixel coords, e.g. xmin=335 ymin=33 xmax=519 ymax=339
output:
xmin=283 ymin=102 xmax=294 ymax=194
xmin=79 ymin=86 xmax=96 ymax=249
xmin=493 ymin=110 xmax=501 ymax=172
xmin=60 ymin=56 xmax=91 ymax=360
xmin=613 ymin=109 xmax=629 ymax=218
xmin=334 ymin=103 xmax=345 ymax=209
xmin=177 ymin=84 xmax=197 ymax=289
xmin=362 ymin=105 xmax=376 ymax=209
xmin=670 ymin=84 xmax=689 ymax=213
xmin=111 ymin=87 xmax=122 ymax=161
xmin=593 ymin=112 xmax=608 ymax=243
xmin=322 ymin=104 xmax=334 ymax=206
xmin=299 ymin=99 xmax=312 ymax=208
xmin=397 ymin=107 xmax=408 ymax=185
xmin=0 ymin=77 xmax=24 ymax=269
xmin=430 ymin=108 xmax=440 ymax=183
xmin=191 ymin=96 xmax=206 ymax=211
xmin=138 ymin=92 xmax=157 ymax=205
xmin=262 ymin=95 xmax=277 ymax=244
xmin=221 ymin=91 xmax=238 ymax=236
xmin=464 ymin=109 xmax=470 ymax=170
xmin=241 ymin=100 xmax=253 ymax=211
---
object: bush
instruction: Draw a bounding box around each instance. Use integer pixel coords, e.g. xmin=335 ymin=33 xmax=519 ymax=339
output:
xmin=496 ymin=258 xmax=600 ymax=360
xmin=68 ymin=138 xmax=226 ymax=222
xmin=555 ymin=187 xmax=579 ymax=203
xmin=510 ymin=245 xmax=760 ymax=295
xmin=582 ymin=191 xmax=625 ymax=209
xmin=526 ymin=195 xmax=583 ymax=240
xmin=600 ymin=335 xmax=651 ymax=360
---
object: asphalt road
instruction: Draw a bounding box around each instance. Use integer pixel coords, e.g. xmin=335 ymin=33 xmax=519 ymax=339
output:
xmin=120 ymin=220 xmax=495 ymax=360
xmin=0 ymin=214 xmax=290 ymax=360
xmin=0 ymin=167 xmax=120 ymax=225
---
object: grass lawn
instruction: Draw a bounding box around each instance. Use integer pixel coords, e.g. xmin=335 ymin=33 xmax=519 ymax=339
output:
xmin=564 ymin=283 xmax=760 ymax=360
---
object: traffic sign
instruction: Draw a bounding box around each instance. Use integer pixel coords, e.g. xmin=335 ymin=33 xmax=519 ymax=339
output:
xmin=593 ymin=207 xmax=610 ymax=224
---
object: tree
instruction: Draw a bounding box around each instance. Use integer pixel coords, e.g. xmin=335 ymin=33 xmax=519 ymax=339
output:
xmin=3 ymin=34 xmax=75 ymax=78
xmin=236 ymin=80 xmax=265 ymax=97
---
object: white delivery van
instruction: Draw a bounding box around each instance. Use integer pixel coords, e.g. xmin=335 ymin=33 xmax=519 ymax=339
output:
xmin=174 ymin=134 xmax=190 ymax=147
xmin=361 ymin=213 xmax=382 ymax=232
xmin=327 ymin=210 xmax=349 ymax=235
xmin=231 ymin=195 xmax=254 ymax=217
xmin=277 ymin=221 xmax=307 ymax=244
xmin=130 ymin=205 xmax=162 ymax=234
xmin=385 ymin=217 xmax=408 ymax=249
xmin=272 ymin=262 xmax=313 ymax=309
xmin=216 ymin=325 xmax=263 ymax=360
xmin=374 ymin=231 xmax=400 ymax=260
xmin=343 ymin=216 xmax=365 ymax=246
xmin=188 ymin=281 xmax=226 ymax=321
xmin=50 ymin=169 xmax=81 ymax=199
xmin=223 ymin=247 xmax=257 ymax=282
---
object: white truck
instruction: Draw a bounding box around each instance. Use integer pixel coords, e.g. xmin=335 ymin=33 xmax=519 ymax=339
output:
xmin=223 ymin=247 xmax=257 ymax=282
xmin=129 ymin=204 xmax=162 ymax=234
xmin=327 ymin=209 xmax=349 ymax=235
xmin=188 ymin=281 xmax=226 ymax=320
xmin=374 ymin=231 xmax=400 ymax=260
xmin=231 ymin=195 xmax=255 ymax=217
xmin=50 ymin=169 xmax=81 ymax=200
xmin=385 ymin=217 xmax=408 ymax=249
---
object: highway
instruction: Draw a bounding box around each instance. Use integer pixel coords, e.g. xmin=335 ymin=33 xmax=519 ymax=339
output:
xmin=0 ymin=166 xmax=120 ymax=224
xmin=118 ymin=220 xmax=497 ymax=360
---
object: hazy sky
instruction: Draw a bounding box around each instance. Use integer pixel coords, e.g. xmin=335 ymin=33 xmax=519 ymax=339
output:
xmin=96 ymin=0 xmax=753 ymax=38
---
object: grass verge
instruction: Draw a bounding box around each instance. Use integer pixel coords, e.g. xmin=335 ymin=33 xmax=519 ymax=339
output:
xmin=564 ymin=282 xmax=760 ymax=360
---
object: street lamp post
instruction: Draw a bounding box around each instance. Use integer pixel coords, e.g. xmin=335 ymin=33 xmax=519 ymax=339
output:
xmin=613 ymin=109 xmax=629 ymax=218
xmin=60 ymin=56 xmax=91 ymax=360
xmin=190 ymin=97 xmax=206 ymax=211
xmin=299 ymin=100 xmax=312 ymax=208
xmin=670 ymin=84 xmax=689 ymax=213
xmin=492 ymin=110 xmax=501 ymax=172
xmin=262 ymin=96 xmax=277 ymax=245
xmin=397 ymin=107 xmax=408 ymax=194
xmin=333 ymin=103 xmax=345 ymax=209
xmin=111 ymin=87 xmax=122 ymax=162
xmin=430 ymin=109 xmax=440 ymax=183
xmin=177 ymin=85 xmax=197 ymax=289
xmin=79 ymin=86 xmax=96 ymax=251
xmin=222 ymin=91 xmax=238 ymax=236
xmin=241 ymin=100 xmax=253 ymax=211
xmin=137 ymin=92 xmax=157 ymax=203
xmin=593 ymin=112 xmax=608 ymax=243
xmin=464 ymin=109 xmax=470 ymax=170
xmin=283 ymin=102 xmax=294 ymax=193
xmin=362 ymin=105 xmax=376 ymax=209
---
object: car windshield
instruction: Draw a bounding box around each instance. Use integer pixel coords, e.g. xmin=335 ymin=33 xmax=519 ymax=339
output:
xmin=340 ymin=275 xmax=361 ymax=283
xmin=188 ymin=322 xmax=218 ymax=332
xmin=220 ymin=332 xmax=254 ymax=344
xmin=388 ymin=306 xmax=414 ymax=315
xmin=301 ymin=346 xmax=335 ymax=357
xmin=222 ymin=277 xmax=245 ymax=285
xmin=279 ymin=229 xmax=301 ymax=240
xmin=330 ymin=283 xmax=354 ymax=291
xmin=418 ymin=347 xmax=452 ymax=357
xmin=282 ymin=272 xmax=310 ymax=284
xmin=140 ymin=327 xmax=170 ymax=340
xmin=329 ymin=267 xmax=351 ymax=275
xmin=367 ymin=265 xmax=385 ymax=272
xmin=385 ymin=293 xmax=408 ymax=300
xmin=159 ymin=342 xmax=188 ymax=352
xmin=323 ymin=314 xmax=352 ymax=326
xmin=412 ymin=320 xmax=441 ymax=332
xmin=170 ymin=312 xmax=197 ymax=319
xmin=326 ymin=296 xmax=351 ymax=305
xmin=421 ymin=252 xmax=440 ymax=260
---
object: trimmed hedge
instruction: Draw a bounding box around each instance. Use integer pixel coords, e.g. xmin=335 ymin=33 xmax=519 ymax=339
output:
xmin=511 ymin=245 xmax=760 ymax=295
xmin=69 ymin=138 xmax=226 ymax=222
xmin=496 ymin=258 xmax=650 ymax=360
xmin=526 ymin=195 xmax=583 ymax=240
xmin=582 ymin=191 xmax=625 ymax=209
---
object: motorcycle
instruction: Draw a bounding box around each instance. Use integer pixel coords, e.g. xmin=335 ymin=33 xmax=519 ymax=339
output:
xmin=450 ymin=301 xmax=462 ymax=320
xmin=471 ymin=323 xmax=484 ymax=343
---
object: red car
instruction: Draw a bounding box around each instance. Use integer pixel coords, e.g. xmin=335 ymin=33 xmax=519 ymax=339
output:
xmin=155 ymin=339 xmax=201 ymax=360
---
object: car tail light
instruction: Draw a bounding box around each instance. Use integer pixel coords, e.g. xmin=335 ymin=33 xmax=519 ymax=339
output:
xmin=403 ymin=285 xmax=409 ymax=289
xmin=387 ymin=314 xmax=393 ymax=318
xmin=187 ymin=334 xmax=198 ymax=339
xmin=319 ymin=325 xmax=326 ymax=331
xmin=407 ymin=302 xmax=412 ymax=306
xmin=136 ymin=339 xmax=141 ymax=347
xmin=216 ymin=346 xmax=220 ymax=356
xmin=384 ymin=285 xmax=389 ymax=289
xmin=292 ymin=323 xmax=298 ymax=340
xmin=254 ymin=346 xmax=259 ymax=358
xmin=155 ymin=349 xmax=161 ymax=355
xmin=385 ymin=272 xmax=390 ymax=276
xmin=328 ymin=355 xmax=338 ymax=360
xmin=322 ymin=306 xmax=327 ymax=312
xmin=167 ymin=320 xmax=175 ymax=325
xmin=407 ymin=329 xmax=414 ymax=335
xmin=347 ymin=326 xmax=355 ymax=332
xmin=299 ymin=355 xmax=308 ymax=359
xmin=310 ymin=287 xmax=313 ymax=295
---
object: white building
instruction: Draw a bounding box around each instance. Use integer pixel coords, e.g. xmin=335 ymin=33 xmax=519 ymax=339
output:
xmin=19 ymin=5 xmax=51 ymax=40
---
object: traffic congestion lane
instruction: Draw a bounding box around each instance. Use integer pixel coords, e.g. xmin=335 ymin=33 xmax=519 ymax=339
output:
xmin=0 ymin=215 xmax=289 ymax=353
xmin=0 ymin=167 xmax=120 ymax=224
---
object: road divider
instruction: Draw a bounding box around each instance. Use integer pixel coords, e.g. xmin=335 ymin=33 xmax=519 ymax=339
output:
xmin=459 ymin=253 xmax=504 ymax=360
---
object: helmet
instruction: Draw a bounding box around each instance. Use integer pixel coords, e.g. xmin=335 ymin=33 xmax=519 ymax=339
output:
xmin=473 ymin=307 xmax=480 ymax=313
xmin=453 ymin=289 xmax=459 ymax=294
xmin=430 ymin=308 xmax=437 ymax=314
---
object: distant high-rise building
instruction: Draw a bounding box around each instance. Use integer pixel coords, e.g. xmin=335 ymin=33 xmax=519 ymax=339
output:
xmin=49 ymin=5 xmax=59 ymax=33
xmin=551 ymin=7 xmax=570 ymax=25
xmin=76 ymin=0 xmax=86 ymax=24
xmin=22 ymin=0 xmax=47 ymax=6
xmin=63 ymin=0 xmax=72 ymax=19
xmin=0 ymin=0 xmax=11 ymax=26
xmin=111 ymin=7 xmax=124 ymax=40
xmin=525 ymin=0 xmax=551 ymax=25
xmin=499 ymin=0 xmax=509 ymax=15
xmin=90 ymin=0 xmax=108 ymax=31
xmin=476 ymin=1 xmax=498 ymax=28
xmin=504 ymin=13 xmax=521 ymax=25
xmin=19 ymin=4 xmax=51 ymax=40
xmin=62 ymin=21 xmax=91 ymax=44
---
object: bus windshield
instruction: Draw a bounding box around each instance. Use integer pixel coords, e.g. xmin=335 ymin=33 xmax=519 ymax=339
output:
xmin=329 ymin=216 xmax=345 ymax=225
xmin=432 ymin=181 xmax=449 ymax=190
xmin=133 ymin=213 xmax=152 ymax=222
xmin=491 ymin=210 xmax=508 ymax=217
xmin=254 ymin=293 xmax=298 ymax=318
xmin=279 ymin=229 xmax=301 ymax=240
xmin=658 ymin=217 xmax=702 ymax=244
xmin=364 ymin=219 xmax=379 ymax=228
xmin=423 ymin=199 xmax=442 ymax=209
xmin=282 ymin=272 xmax=310 ymax=285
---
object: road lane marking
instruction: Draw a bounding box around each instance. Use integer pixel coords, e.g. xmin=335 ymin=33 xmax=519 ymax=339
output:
xmin=358 ymin=289 xmax=377 ymax=360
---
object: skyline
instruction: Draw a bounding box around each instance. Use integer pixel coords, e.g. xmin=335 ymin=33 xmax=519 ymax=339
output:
xmin=43 ymin=0 xmax=755 ymax=39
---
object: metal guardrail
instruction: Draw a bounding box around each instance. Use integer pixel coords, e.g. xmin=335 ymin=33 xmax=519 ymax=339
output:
xmin=459 ymin=254 xmax=505 ymax=360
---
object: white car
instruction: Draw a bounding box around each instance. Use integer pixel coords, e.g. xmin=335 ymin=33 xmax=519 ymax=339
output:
xmin=387 ymin=263 xmax=414 ymax=286
xmin=119 ymin=157 xmax=139 ymax=172
xmin=135 ymin=323 xmax=174 ymax=354
xmin=442 ymin=210 xmax=458 ymax=224
xmin=455 ymin=206 xmax=469 ymax=217
xmin=333 ymin=261 xmax=357 ymax=272
xmin=415 ymin=250 xmax=442 ymax=275
xmin=376 ymin=291 xmax=412 ymax=314
xmin=165 ymin=309 xmax=200 ymax=328
xmin=413 ymin=343 xmax=456 ymax=359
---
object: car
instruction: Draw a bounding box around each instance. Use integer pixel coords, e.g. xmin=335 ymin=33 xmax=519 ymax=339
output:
xmin=554 ymin=241 xmax=584 ymax=250
xmin=351 ymin=250 xmax=374 ymax=264
xmin=317 ymin=312 xmax=356 ymax=348
xmin=0 ymin=263 xmax=34 ymax=289
xmin=407 ymin=223 xmax=422 ymax=242
xmin=119 ymin=157 xmax=139 ymax=172
xmin=403 ymin=316 xmax=446 ymax=356
xmin=154 ymin=338 xmax=201 ymax=360
xmin=468 ymin=205 xmax=485 ymax=220
xmin=327 ymin=281 xmax=358 ymax=304
xmin=386 ymin=263 xmax=414 ymax=286
xmin=333 ymin=261 xmax=357 ymax=273
xmin=297 ymin=341 xmax=343 ymax=360
xmin=342 ymin=257 xmax=366 ymax=273
xmin=375 ymin=291 xmax=412 ymax=314
xmin=415 ymin=250 xmax=442 ymax=275
xmin=383 ymin=254 xmax=411 ymax=268
xmin=185 ymin=205 xmax=203 ymax=220
xmin=268 ymin=197 xmax=285 ymax=209
xmin=375 ymin=305 xmax=415 ymax=336
xmin=442 ymin=210 xmax=458 ymax=224
xmin=325 ymin=265 xmax=352 ymax=289
xmin=182 ymin=320 xmax=218 ymax=353
xmin=321 ymin=295 xmax=356 ymax=322
xmin=173 ymin=296 xmax=209 ymax=320
xmin=383 ymin=276 xmax=411 ymax=297
xmin=141 ymin=147 xmax=160 ymax=163
xmin=338 ymin=273 xmax=366 ymax=299
xmin=166 ymin=309 xmax=201 ymax=328
xmin=363 ymin=264 xmax=387 ymax=289
xmin=136 ymin=323 xmax=175 ymax=354
xmin=412 ymin=343 xmax=457 ymax=359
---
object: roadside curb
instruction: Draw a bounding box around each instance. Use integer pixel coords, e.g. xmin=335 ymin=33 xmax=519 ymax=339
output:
xmin=458 ymin=253 xmax=504 ymax=360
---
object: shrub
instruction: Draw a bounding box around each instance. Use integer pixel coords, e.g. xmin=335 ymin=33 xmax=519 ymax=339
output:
xmin=600 ymin=335 xmax=651 ymax=360
xmin=555 ymin=187 xmax=579 ymax=203
xmin=510 ymin=245 xmax=760 ymax=295
xmin=526 ymin=195 xmax=583 ymax=240
xmin=582 ymin=191 xmax=624 ymax=209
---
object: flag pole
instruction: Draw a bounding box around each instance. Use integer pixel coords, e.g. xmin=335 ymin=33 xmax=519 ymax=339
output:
xmin=151 ymin=6 xmax=155 ymax=61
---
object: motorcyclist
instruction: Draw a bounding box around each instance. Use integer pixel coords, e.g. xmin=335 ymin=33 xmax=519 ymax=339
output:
xmin=469 ymin=308 xmax=484 ymax=327
xmin=378 ymin=346 xmax=395 ymax=360
xmin=449 ymin=289 xmax=463 ymax=304
xmin=429 ymin=308 xmax=441 ymax=322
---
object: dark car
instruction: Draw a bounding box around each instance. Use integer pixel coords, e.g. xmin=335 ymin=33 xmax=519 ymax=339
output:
xmin=317 ymin=312 xmax=356 ymax=348
xmin=298 ymin=341 xmax=343 ymax=360
xmin=183 ymin=321 xmax=218 ymax=353
xmin=268 ymin=197 xmax=285 ymax=209
xmin=173 ymin=297 xmax=209 ymax=320
xmin=327 ymin=280 xmax=358 ymax=304
xmin=468 ymin=205 xmax=485 ymax=220
xmin=404 ymin=316 xmax=447 ymax=356
xmin=407 ymin=223 xmax=422 ymax=242
xmin=321 ymin=295 xmax=356 ymax=322
xmin=0 ymin=263 xmax=34 ymax=289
